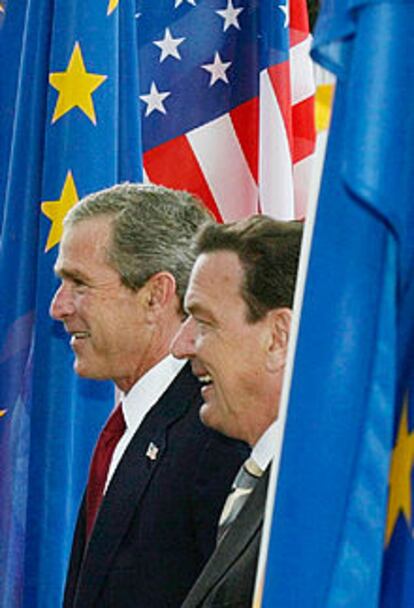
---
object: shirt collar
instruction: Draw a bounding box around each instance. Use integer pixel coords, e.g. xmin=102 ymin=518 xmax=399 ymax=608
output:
xmin=251 ymin=420 xmax=280 ymax=472
xmin=120 ymin=355 xmax=187 ymax=432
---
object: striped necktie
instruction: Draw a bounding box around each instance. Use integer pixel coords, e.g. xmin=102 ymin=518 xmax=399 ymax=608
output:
xmin=217 ymin=457 xmax=263 ymax=542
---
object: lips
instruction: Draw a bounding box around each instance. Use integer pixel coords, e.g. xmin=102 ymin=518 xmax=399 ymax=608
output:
xmin=64 ymin=322 xmax=91 ymax=340
xmin=69 ymin=330 xmax=91 ymax=346
xmin=191 ymin=358 xmax=214 ymax=394
xmin=201 ymin=382 xmax=214 ymax=399
xmin=198 ymin=373 xmax=213 ymax=385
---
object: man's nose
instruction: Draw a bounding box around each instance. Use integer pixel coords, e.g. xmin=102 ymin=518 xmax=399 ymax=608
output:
xmin=170 ymin=317 xmax=196 ymax=359
xmin=49 ymin=284 xmax=74 ymax=321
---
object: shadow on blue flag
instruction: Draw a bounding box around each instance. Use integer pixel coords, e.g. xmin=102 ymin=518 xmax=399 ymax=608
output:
xmin=0 ymin=1 xmax=142 ymax=606
xmin=259 ymin=1 xmax=414 ymax=606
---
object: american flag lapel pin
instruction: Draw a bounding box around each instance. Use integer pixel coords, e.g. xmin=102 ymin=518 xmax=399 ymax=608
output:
xmin=146 ymin=441 xmax=159 ymax=461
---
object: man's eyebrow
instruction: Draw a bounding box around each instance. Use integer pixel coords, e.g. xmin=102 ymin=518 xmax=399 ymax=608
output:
xmin=54 ymin=267 xmax=87 ymax=282
xmin=186 ymin=302 xmax=216 ymax=322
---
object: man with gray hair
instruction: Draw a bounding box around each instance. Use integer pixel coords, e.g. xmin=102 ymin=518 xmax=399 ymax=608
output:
xmin=50 ymin=183 xmax=248 ymax=608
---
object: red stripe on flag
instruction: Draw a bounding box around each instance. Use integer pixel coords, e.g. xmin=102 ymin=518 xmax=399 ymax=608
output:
xmin=290 ymin=0 xmax=311 ymax=47
xmin=230 ymin=97 xmax=259 ymax=182
xmin=292 ymin=96 xmax=316 ymax=163
xmin=144 ymin=136 xmax=223 ymax=221
xmin=267 ymin=62 xmax=293 ymax=157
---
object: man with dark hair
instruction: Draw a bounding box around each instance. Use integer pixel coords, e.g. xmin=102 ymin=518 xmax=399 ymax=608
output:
xmin=50 ymin=182 xmax=248 ymax=608
xmin=171 ymin=215 xmax=303 ymax=607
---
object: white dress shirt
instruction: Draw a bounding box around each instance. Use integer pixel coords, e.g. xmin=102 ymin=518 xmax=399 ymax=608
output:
xmin=104 ymin=355 xmax=186 ymax=492
xmin=250 ymin=420 xmax=280 ymax=473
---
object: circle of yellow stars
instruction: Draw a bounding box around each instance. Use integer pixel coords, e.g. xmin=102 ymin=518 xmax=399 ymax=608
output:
xmin=0 ymin=4 xmax=122 ymax=426
xmin=42 ymin=0 xmax=120 ymax=249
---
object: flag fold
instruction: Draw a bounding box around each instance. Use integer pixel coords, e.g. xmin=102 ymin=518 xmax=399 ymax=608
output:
xmin=260 ymin=1 xmax=414 ymax=606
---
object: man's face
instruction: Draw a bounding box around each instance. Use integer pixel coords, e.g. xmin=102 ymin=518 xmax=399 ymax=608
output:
xmin=171 ymin=251 xmax=276 ymax=446
xmin=50 ymin=216 xmax=152 ymax=392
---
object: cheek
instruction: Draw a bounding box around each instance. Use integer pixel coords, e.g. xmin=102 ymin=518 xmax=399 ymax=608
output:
xmin=73 ymin=292 xmax=92 ymax=316
xmin=194 ymin=329 xmax=207 ymax=349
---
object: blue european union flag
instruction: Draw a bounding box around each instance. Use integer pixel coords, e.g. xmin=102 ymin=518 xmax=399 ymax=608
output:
xmin=259 ymin=1 xmax=414 ymax=606
xmin=0 ymin=2 xmax=5 ymax=27
xmin=0 ymin=2 xmax=142 ymax=606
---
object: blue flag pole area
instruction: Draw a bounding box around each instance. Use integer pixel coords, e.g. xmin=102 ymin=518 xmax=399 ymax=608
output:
xmin=0 ymin=2 xmax=142 ymax=606
xmin=259 ymin=1 xmax=414 ymax=606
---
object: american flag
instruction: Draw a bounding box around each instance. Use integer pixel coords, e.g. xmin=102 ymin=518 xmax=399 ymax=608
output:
xmin=137 ymin=0 xmax=315 ymax=222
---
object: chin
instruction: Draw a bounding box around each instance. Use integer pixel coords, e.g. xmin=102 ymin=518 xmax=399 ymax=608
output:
xmin=74 ymin=363 xmax=91 ymax=378
xmin=199 ymin=402 xmax=215 ymax=428
xmin=199 ymin=402 xmax=224 ymax=435
xmin=74 ymin=360 xmax=100 ymax=380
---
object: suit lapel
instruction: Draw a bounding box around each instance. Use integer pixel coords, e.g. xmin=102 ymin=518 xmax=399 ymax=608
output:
xmin=183 ymin=467 xmax=270 ymax=607
xmin=74 ymin=364 xmax=200 ymax=606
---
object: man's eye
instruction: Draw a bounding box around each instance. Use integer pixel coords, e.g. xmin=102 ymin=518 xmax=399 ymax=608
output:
xmin=195 ymin=318 xmax=210 ymax=329
xmin=73 ymin=278 xmax=87 ymax=289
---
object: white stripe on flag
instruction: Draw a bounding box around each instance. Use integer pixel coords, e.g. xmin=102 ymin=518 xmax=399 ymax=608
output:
xmin=290 ymin=36 xmax=315 ymax=105
xmin=187 ymin=114 xmax=258 ymax=221
xmin=293 ymin=154 xmax=314 ymax=218
xmin=142 ymin=168 xmax=151 ymax=183
xmin=259 ymin=69 xmax=295 ymax=220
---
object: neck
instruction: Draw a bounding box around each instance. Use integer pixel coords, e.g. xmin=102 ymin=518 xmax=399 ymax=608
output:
xmin=116 ymin=315 xmax=182 ymax=394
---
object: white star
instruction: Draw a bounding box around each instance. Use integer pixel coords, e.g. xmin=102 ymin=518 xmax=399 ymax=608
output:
xmin=174 ymin=0 xmax=196 ymax=7
xmin=277 ymin=1 xmax=289 ymax=27
xmin=216 ymin=0 xmax=244 ymax=32
xmin=140 ymin=82 xmax=171 ymax=117
xmin=153 ymin=28 xmax=186 ymax=62
xmin=201 ymin=52 xmax=231 ymax=86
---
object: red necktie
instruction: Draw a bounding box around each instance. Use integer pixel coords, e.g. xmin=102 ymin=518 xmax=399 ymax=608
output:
xmin=86 ymin=404 xmax=126 ymax=539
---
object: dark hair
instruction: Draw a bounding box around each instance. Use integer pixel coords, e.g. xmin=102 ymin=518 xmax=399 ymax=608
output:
xmin=194 ymin=215 xmax=303 ymax=322
xmin=65 ymin=182 xmax=213 ymax=309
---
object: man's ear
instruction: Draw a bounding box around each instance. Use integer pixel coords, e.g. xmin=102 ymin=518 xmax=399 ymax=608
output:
xmin=265 ymin=307 xmax=292 ymax=373
xmin=144 ymin=272 xmax=177 ymax=317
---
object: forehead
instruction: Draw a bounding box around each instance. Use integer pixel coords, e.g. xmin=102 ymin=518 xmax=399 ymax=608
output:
xmin=55 ymin=216 xmax=113 ymax=273
xmin=186 ymin=250 xmax=245 ymax=313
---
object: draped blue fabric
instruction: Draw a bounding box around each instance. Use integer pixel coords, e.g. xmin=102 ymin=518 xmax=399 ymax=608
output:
xmin=261 ymin=1 xmax=414 ymax=606
xmin=0 ymin=2 xmax=142 ymax=606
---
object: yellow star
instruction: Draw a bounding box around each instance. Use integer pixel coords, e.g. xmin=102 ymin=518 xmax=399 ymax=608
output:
xmin=385 ymin=395 xmax=414 ymax=546
xmin=107 ymin=0 xmax=119 ymax=15
xmin=315 ymin=83 xmax=334 ymax=133
xmin=41 ymin=171 xmax=79 ymax=252
xmin=0 ymin=410 xmax=7 ymax=417
xmin=49 ymin=42 xmax=107 ymax=125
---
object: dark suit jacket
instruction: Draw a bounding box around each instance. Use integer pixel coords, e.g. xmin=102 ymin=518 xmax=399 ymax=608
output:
xmin=63 ymin=364 xmax=248 ymax=608
xmin=181 ymin=468 xmax=270 ymax=608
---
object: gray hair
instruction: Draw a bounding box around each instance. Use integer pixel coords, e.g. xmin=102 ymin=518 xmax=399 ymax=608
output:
xmin=64 ymin=182 xmax=213 ymax=309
